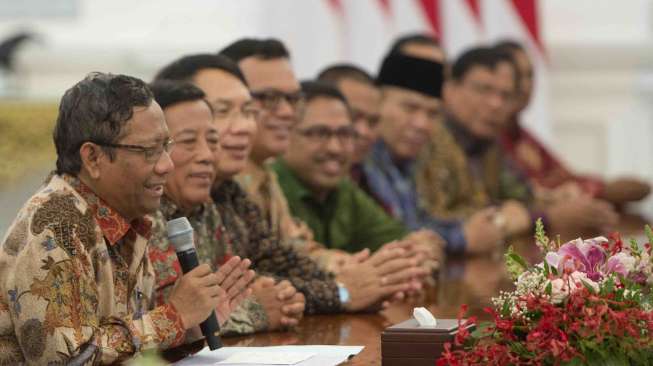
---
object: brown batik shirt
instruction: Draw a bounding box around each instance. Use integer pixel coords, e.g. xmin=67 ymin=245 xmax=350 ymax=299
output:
xmin=235 ymin=161 xmax=337 ymax=269
xmin=0 ymin=174 xmax=185 ymax=365
xmin=148 ymin=197 xmax=269 ymax=335
xmin=211 ymin=180 xmax=342 ymax=315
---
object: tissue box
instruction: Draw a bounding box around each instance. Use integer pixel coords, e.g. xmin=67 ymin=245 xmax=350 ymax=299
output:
xmin=381 ymin=318 xmax=469 ymax=366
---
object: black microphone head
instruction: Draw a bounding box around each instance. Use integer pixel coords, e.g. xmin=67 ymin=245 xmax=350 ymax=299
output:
xmin=166 ymin=217 xmax=194 ymax=252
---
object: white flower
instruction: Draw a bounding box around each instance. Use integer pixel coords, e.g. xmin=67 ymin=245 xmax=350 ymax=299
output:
xmin=545 ymin=271 xmax=599 ymax=305
xmin=613 ymin=252 xmax=636 ymax=271
xmin=549 ymin=278 xmax=567 ymax=304
xmin=569 ymin=271 xmax=599 ymax=292
xmin=544 ymin=252 xmax=562 ymax=269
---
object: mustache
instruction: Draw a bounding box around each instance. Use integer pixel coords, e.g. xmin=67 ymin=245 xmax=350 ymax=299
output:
xmin=313 ymin=153 xmax=347 ymax=165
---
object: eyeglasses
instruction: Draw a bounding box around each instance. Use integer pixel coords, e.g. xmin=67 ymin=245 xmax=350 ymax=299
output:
xmin=350 ymin=108 xmax=381 ymax=129
xmin=211 ymin=101 xmax=262 ymax=122
xmin=92 ymin=138 xmax=175 ymax=163
xmin=251 ymin=89 xmax=305 ymax=112
xmin=294 ymin=125 xmax=357 ymax=145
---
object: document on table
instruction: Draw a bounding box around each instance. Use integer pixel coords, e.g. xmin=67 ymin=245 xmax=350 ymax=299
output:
xmin=215 ymin=351 xmax=314 ymax=365
xmin=174 ymin=345 xmax=365 ymax=366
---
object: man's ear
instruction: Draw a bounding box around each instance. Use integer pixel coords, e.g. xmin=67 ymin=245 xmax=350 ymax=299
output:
xmin=79 ymin=142 xmax=105 ymax=180
xmin=442 ymin=80 xmax=456 ymax=104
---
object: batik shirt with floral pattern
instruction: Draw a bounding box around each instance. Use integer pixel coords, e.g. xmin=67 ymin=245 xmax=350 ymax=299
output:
xmin=211 ymin=180 xmax=342 ymax=315
xmin=148 ymin=197 xmax=269 ymax=335
xmin=0 ymin=174 xmax=185 ymax=365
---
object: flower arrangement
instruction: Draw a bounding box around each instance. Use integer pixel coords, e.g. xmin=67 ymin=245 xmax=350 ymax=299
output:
xmin=438 ymin=220 xmax=653 ymax=366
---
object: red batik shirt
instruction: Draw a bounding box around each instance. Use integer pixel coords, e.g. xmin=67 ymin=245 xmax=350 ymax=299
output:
xmin=500 ymin=120 xmax=604 ymax=196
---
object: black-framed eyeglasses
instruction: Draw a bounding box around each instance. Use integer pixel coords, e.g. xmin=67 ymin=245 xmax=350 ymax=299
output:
xmin=92 ymin=138 xmax=175 ymax=162
xmin=294 ymin=125 xmax=357 ymax=145
xmin=251 ymin=89 xmax=305 ymax=112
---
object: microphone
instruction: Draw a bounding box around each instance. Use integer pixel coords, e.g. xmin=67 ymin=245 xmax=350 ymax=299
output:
xmin=167 ymin=217 xmax=222 ymax=350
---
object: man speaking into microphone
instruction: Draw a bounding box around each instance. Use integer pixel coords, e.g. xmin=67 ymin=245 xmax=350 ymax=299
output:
xmin=0 ymin=73 xmax=255 ymax=365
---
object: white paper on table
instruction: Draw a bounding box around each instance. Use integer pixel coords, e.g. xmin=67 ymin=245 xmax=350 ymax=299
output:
xmin=174 ymin=345 xmax=364 ymax=366
xmin=215 ymin=351 xmax=314 ymax=365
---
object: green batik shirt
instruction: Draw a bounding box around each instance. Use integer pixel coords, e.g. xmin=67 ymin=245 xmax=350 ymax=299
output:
xmin=148 ymin=197 xmax=268 ymax=336
xmin=272 ymin=158 xmax=408 ymax=253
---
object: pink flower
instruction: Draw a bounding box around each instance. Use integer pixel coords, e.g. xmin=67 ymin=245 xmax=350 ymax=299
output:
xmin=606 ymin=252 xmax=636 ymax=277
xmin=545 ymin=237 xmax=608 ymax=281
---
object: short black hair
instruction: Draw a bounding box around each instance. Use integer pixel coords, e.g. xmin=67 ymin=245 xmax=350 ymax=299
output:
xmin=449 ymin=46 xmax=518 ymax=86
xmin=149 ymin=79 xmax=211 ymax=113
xmin=153 ymin=53 xmax=247 ymax=86
xmin=53 ymin=72 xmax=153 ymax=175
xmin=494 ymin=40 xmax=526 ymax=54
xmin=389 ymin=33 xmax=440 ymax=55
xmin=301 ymin=79 xmax=349 ymax=106
xmin=219 ymin=38 xmax=290 ymax=63
xmin=316 ymin=63 xmax=376 ymax=87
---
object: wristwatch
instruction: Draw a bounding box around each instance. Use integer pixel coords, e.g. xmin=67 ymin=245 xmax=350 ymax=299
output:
xmin=337 ymin=282 xmax=350 ymax=306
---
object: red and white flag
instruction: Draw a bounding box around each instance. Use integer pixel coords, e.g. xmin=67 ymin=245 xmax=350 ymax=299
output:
xmin=322 ymin=0 xmax=550 ymax=144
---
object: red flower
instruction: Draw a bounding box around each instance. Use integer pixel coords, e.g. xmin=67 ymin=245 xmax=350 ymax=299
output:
xmin=437 ymin=230 xmax=653 ymax=365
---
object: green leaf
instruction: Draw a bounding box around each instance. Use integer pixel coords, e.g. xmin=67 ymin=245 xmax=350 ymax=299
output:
xmin=562 ymin=357 xmax=584 ymax=366
xmin=470 ymin=322 xmax=494 ymax=339
xmin=545 ymin=280 xmax=552 ymax=296
xmin=534 ymin=218 xmax=549 ymax=250
xmin=580 ymin=279 xmax=597 ymax=294
xmin=645 ymin=225 xmax=653 ymax=246
xmin=508 ymin=341 xmax=532 ymax=357
xmin=556 ymin=234 xmax=562 ymax=248
xmin=602 ymin=276 xmax=615 ymax=297
xmin=543 ymin=260 xmax=551 ymax=277
xmin=629 ymin=238 xmax=641 ymax=255
xmin=505 ymin=246 xmax=529 ymax=280
xmin=501 ymin=297 xmax=512 ymax=317
xmin=581 ymin=340 xmax=609 ymax=360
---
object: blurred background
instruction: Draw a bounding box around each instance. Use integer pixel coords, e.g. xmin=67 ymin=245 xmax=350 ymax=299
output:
xmin=1 ymin=0 xmax=653 ymax=235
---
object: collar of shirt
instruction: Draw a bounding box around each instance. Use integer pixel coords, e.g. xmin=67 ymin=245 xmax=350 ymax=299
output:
xmin=61 ymin=173 xmax=152 ymax=245
xmin=159 ymin=195 xmax=207 ymax=222
xmin=363 ymin=140 xmax=418 ymax=223
xmin=237 ymin=160 xmax=268 ymax=194
xmin=211 ymin=179 xmax=246 ymax=206
xmin=272 ymin=158 xmax=341 ymax=218
xmin=367 ymin=139 xmax=416 ymax=178
xmin=443 ymin=112 xmax=494 ymax=157
xmin=349 ymin=163 xmax=365 ymax=188
xmin=502 ymin=115 xmax=523 ymax=141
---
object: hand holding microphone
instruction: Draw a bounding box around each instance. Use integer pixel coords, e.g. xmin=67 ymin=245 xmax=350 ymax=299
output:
xmin=166 ymin=217 xmax=255 ymax=350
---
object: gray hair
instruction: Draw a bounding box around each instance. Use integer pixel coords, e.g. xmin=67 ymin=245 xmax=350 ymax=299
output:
xmin=53 ymin=72 xmax=153 ymax=174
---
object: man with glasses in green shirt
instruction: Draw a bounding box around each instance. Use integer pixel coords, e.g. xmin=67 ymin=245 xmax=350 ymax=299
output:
xmin=271 ymin=81 xmax=405 ymax=251
xmin=272 ymin=80 xmax=442 ymax=264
